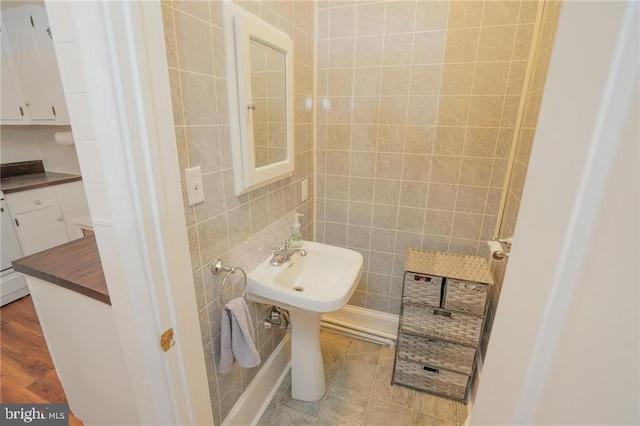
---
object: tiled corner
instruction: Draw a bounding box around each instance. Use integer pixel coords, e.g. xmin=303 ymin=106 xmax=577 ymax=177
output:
xmin=498 ymin=1 xmax=561 ymax=240
xmin=316 ymin=0 xmax=542 ymax=313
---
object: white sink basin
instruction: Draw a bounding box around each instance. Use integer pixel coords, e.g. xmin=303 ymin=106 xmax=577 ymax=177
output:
xmin=247 ymin=241 xmax=363 ymax=313
xmin=246 ymin=241 xmax=363 ymax=402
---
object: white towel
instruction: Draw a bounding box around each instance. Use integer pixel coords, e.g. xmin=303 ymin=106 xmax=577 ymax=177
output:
xmin=219 ymin=297 xmax=261 ymax=374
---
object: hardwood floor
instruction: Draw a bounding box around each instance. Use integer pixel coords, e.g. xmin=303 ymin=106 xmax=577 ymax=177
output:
xmin=1 ymin=296 xmax=83 ymax=425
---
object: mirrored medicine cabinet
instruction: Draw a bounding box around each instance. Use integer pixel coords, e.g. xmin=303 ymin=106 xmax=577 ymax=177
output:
xmin=223 ymin=2 xmax=294 ymax=195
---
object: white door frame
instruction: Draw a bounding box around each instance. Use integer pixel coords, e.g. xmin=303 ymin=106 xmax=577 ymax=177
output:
xmin=45 ymin=1 xmax=212 ymax=424
xmin=472 ymin=0 xmax=638 ymax=424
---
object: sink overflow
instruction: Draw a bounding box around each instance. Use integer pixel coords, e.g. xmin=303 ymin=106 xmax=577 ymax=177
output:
xmin=293 ymin=286 xmax=304 ymax=292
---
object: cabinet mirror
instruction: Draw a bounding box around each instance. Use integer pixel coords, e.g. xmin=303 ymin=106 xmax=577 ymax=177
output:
xmin=223 ymin=3 xmax=294 ymax=195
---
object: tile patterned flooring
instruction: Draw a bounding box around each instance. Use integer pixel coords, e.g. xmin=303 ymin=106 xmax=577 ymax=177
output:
xmin=258 ymin=331 xmax=468 ymax=426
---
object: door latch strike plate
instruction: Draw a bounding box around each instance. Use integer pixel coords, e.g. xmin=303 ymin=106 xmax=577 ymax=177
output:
xmin=161 ymin=328 xmax=175 ymax=352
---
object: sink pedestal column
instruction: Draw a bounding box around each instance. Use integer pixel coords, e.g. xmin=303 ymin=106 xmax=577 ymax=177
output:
xmin=289 ymin=310 xmax=325 ymax=401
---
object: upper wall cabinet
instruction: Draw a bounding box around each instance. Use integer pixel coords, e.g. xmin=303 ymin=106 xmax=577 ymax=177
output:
xmin=1 ymin=5 xmax=69 ymax=125
xmin=1 ymin=29 xmax=25 ymax=122
xmin=223 ymin=2 xmax=294 ymax=195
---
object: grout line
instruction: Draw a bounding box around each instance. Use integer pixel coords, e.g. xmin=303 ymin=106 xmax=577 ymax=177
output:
xmin=480 ymin=1 xmax=527 ymax=252
xmin=320 ymin=176 xmax=506 ymax=189
xmin=319 ymin=22 xmax=532 ymax=39
xmin=171 ymin=0 xmax=204 ymax=276
xmin=422 ymin=0 xmax=453 ymax=252
xmin=492 ymin=0 xmax=547 ymax=240
xmin=362 ymin=0 xmax=391 ymax=313
xmin=312 ymin=0 xmax=319 ymax=242
xmin=342 ymin=0 xmax=359 ymax=259
xmin=445 ymin=1 xmax=487 ymax=257
xmin=318 ymin=123 xmax=518 ymax=130
xmin=307 ymin=151 xmax=509 ymax=160
xmin=393 ymin=0 xmax=420 ymax=290
xmin=317 ymin=59 xmax=528 ymax=70
xmin=359 ymin=338 xmax=378 ymax=425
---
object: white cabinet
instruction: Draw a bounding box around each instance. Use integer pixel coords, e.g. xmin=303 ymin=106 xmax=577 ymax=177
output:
xmin=5 ymin=181 xmax=89 ymax=256
xmin=15 ymin=205 xmax=69 ymax=255
xmin=54 ymin=181 xmax=90 ymax=238
xmin=0 ymin=5 xmax=69 ymax=125
xmin=7 ymin=186 xmax=59 ymax=214
xmin=1 ymin=30 xmax=26 ymax=122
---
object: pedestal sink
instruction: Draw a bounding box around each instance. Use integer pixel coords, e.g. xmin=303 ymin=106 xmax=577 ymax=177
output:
xmin=247 ymin=241 xmax=363 ymax=401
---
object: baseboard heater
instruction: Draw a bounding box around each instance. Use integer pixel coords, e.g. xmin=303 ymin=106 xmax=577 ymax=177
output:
xmin=320 ymin=317 xmax=396 ymax=347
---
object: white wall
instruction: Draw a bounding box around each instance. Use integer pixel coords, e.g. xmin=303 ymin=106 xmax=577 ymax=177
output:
xmin=532 ymin=72 xmax=639 ymax=426
xmin=472 ymin=1 xmax=639 ymax=424
xmin=1 ymin=126 xmax=81 ymax=174
xmin=1 ymin=134 xmax=41 ymax=163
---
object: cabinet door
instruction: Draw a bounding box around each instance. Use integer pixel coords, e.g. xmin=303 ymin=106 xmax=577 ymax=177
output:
xmin=2 ymin=6 xmax=56 ymax=121
xmin=15 ymin=206 xmax=70 ymax=255
xmin=30 ymin=6 xmax=69 ymax=124
xmin=0 ymin=28 xmax=26 ymax=122
xmin=55 ymin=181 xmax=90 ymax=240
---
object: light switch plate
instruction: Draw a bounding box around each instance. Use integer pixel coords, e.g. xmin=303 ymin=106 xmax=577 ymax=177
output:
xmin=301 ymin=179 xmax=309 ymax=202
xmin=185 ymin=167 xmax=205 ymax=206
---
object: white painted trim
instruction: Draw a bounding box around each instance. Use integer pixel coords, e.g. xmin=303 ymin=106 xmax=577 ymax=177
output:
xmin=45 ymin=1 xmax=212 ymax=423
xmin=320 ymin=321 xmax=395 ymax=347
xmin=95 ymin=2 xmax=213 ymax=423
xmin=223 ymin=335 xmax=292 ymax=426
xmin=222 ymin=0 xmax=244 ymax=197
xmin=322 ymin=305 xmax=399 ymax=341
xmin=124 ymin=3 xmax=215 ymax=423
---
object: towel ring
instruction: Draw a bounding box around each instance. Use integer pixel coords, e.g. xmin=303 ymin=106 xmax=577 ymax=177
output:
xmin=211 ymin=259 xmax=248 ymax=308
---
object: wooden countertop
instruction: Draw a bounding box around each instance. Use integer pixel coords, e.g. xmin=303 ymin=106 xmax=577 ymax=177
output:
xmin=12 ymin=235 xmax=110 ymax=305
xmin=0 ymin=172 xmax=82 ymax=194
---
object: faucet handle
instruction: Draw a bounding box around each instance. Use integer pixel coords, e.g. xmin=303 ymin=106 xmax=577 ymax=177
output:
xmin=270 ymin=240 xmax=289 ymax=254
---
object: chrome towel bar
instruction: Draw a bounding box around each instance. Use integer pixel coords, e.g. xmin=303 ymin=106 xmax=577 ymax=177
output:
xmin=211 ymin=258 xmax=248 ymax=308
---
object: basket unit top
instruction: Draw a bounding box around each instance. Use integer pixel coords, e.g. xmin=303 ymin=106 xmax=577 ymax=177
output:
xmin=405 ymin=249 xmax=494 ymax=285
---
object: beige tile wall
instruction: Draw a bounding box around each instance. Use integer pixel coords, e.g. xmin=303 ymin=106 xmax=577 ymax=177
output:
xmin=499 ymin=0 xmax=561 ymax=242
xmin=316 ymin=0 xmax=537 ymax=314
xmin=162 ymin=0 xmax=314 ymax=422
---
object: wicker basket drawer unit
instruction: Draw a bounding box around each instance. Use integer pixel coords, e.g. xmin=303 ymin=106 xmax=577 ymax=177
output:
xmin=402 ymin=272 xmax=442 ymax=307
xmin=443 ymin=279 xmax=489 ymax=316
xmin=401 ymin=303 xmax=484 ymax=347
xmin=394 ymin=358 xmax=468 ymax=400
xmin=397 ymin=332 xmax=475 ymax=375
xmin=394 ymin=249 xmax=494 ymax=401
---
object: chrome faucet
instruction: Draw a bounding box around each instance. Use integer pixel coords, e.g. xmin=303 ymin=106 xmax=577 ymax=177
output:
xmin=270 ymin=240 xmax=308 ymax=266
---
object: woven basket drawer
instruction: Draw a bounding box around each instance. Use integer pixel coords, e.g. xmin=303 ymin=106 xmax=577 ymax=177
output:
xmin=401 ymin=304 xmax=483 ymax=347
xmin=394 ymin=359 xmax=468 ymax=400
xmin=402 ymin=273 xmax=442 ymax=307
xmin=444 ymin=279 xmax=489 ymax=316
xmin=397 ymin=333 xmax=475 ymax=375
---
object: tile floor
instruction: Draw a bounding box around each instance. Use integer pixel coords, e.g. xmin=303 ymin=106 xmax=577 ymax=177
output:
xmin=258 ymin=331 xmax=468 ymax=426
